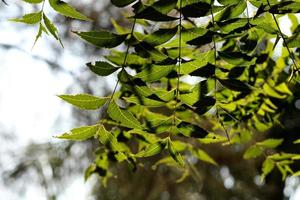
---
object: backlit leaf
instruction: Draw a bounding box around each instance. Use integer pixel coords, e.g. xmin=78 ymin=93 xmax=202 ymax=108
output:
xmin=59 ymin=94 xmax=109 ymax=110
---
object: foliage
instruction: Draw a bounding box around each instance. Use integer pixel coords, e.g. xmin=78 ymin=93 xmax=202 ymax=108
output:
xmin=11 ymin=0 xmax=300 ymax=186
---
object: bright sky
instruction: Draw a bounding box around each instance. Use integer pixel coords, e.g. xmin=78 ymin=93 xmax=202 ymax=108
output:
xmin=0 ymin=1 xmax=300 ymax=200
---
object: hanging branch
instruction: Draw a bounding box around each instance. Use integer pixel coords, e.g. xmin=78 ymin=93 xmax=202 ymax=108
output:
xmin=210 ymin=1 xmax=230 ymax=141
xmin=266 ymin=0 xmax=299 ymax=81
xmin=107 ymin=18 xmax=137 ymax=107
xmin=172 ymin=0 xmax=183 ymax=130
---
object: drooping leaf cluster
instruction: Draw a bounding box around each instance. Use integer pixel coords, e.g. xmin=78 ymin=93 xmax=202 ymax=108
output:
xmin=12 ymin=0 xmax=300 ymax=185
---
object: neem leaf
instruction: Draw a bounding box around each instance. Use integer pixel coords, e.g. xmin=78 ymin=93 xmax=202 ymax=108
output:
xmin=218 ymin=51 xmax=256 ymax=66
xmin=177 ymin=122 xmax=209 ymax=138
xmin=49 ymin=0 xmax=91 ymax=21
xmin=215 ymin=0 xmax=246 ymax=21
xmin=190 ymin=63 xmax=216 ymax=78
xmin=56 ymin=125 xmax=98 ymax=141
xmin=257 ymin=139 xmax=284 ymax=149
xmin=43 ymin=14 xmax=63 ymax=45
xmin=74 ymin=30 xmax=127 ymax=48
xmin=23 ymin=0 xmax=43 ymax=3
xmin=143 ymin=27 xmax=178 ymax=46
xmin=123 ymin=95 xmax=165 ymax=107
xmin=59 ymin=94 xmax=109 ymax=110
xmin=191 ymin=149 xmax=217 ymax=165
xmin=135 ymin=64 xmax=175 ymax=82
xmin=111 ymin=0 xmax=136 ymax=7
xmin=33 ymin=23 xmax=44 ymax=46
xmin=181 ymin=0 xmax=225 ymax=17
xmin=96 ymin=125 xmax=126 ymax=153
xmin=167 ymin=139 xmax=185 ymax=166
xmin=261 ymin=158 xmax=275 ymax=181
xmin=10 ymin=11 xmax=42 ymax=24
xmin=228 ymin=67 xmax=245 ymax=79
xmin=193 ymin=96 xmax=216 ymax=115
xmin=243 ymin=145 xmax=264 ymax=159
xmin=286 ymin=30 xmax=300 ymax=48
xmin=87 ymin=61 xmax=120 ymax=76
xmin=134 ymin=6 xmax=178 ymax=21
xmin=136 ymin=140 xmax=166 ymax=157
xmin=218 ymin=0 xmax=240 ymax=6
xmin=108 ymin=101 xmax=143 ymax=129
xmin=219 ymin=79 xmax=251 ymax=92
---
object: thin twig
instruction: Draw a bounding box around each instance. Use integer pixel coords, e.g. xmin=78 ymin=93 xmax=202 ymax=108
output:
xmin=172 ymin=0 xmax=183 ymax=132
xmin=210 ymin=2 xmax=230 ymax=141
xmin=266 ymin=0 xmax=299 ymax=81
xmin=105 ymin=18 xmax=137 ymax=113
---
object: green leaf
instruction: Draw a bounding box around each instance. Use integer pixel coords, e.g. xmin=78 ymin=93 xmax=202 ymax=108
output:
xmin=294 ymin=139 xmax=300 ymax=144
xmin=23 ymin=0 xmax=43 ymax=3
xmin=191 ymin=149 xmax=217 ymax=165
xmin=143 ymin=27 xmax=178 ymax=46
xmin=134 ymin=3 xmax=178 ymax=21
xmin=134 ymin=42 xmax=168 ymax=62
xmin=270 ymin=1 xmax=300 ymax=14
xmin=136 ymin=140 xmax=166 ymax=157
xmin=218 ymin=51 xmax=256 ymax=66
xmin=108 ymin=101 xmax=143 ymax=129
xmin=251 ymin=14 xmax=278 ymax=34
xmin=135 ymin=64 xmax=175 ymax=82
xmin=217 ymin=18 xmax=249 ymax=34
xmin=33 ymin=23 xmax=45 ymax=47
xmin=257 ymin=139 xmax=283 ymax=149
xmin=56 ymin=125 xmax=98 ymax=141
xmin=167 ymin=139 xmax=185 ymax=166
xmin=198 ymin=133 xmax=227 ymax=144
xmin=87 ymin=61 xmax=120 ymax=76
xmin=59 ymin=94 xmax=109 ymax=110
xmin=219 ymin=79 xmax=251 ymax=92
xmin=74 ymin=30 xmax=127 ymax=48
xmin=96 ymin=125 xmax=127 ymax=162
xmin=10 ymin=11 xmax=42 ymax=24
xmin=111 ymin=0 xmax=136 ymax=7
xmin=181 ymin=1 xmax=224 ymax=18
xmin=43 ymin=14 xmax=61 ymax=43
xmin=49 ymin=0 xmax=91 ymax=21
xmin=261 ymin=158 xmax=275 ymax=181
xmin=123 ymin=95 xmax=165 ymax=107
xmin=84 ymin=164 xmax=96 ymax=181
xmin=215 ymin=0 xmax=247 ymax=21
xmin=286 ymin=33 xmax=300 ymax=48
xmin=243 ymin=145 xmax=263 ymax=159
xmin=263 ymin=84 xmax=287 ymax=99
xmin=218 ymin=0 xmax=240 ymax=6
xmin=193 ymin=96 xmax=216 ymax=115
xmin=177 ymin=122 xmax=209 ymax=138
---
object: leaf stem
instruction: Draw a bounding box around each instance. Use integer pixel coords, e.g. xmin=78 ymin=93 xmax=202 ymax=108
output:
xmin=107 ymin=18 xmax=137 ymax=107
xmin=172 ymin=0 xmax=183 ymax=131
xmin=210 ymin=2 xmax=230 ymax=141
xmin=266 ymin=0 xmax=299 ymax=81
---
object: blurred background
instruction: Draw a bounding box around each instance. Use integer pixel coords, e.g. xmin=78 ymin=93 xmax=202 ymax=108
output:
xmin=1 ymin=0 xmax=300 ymax=199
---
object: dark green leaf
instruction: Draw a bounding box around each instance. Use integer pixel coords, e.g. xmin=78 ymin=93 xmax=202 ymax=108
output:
xmin=143 ymin=27 xmax=178 ymax=46
xmin=87 ymin=61 xmax=120 ymax=76
xmin=74 ymin=30 xmax=127 ymax=48
xmin=167 ymin=139 xmax=185 ymax=166
xmin=136 ymin=140 xmax=166 ymax=157
xmin=177 ymin=122 xmax=209 ymax=138
xmin=219 ymin=79 xmax=252 ymax=92
xmin=49 ymin=0 xmax=91 ymax=21
xmin=111 ymin=0 xmax=136 ymax=7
